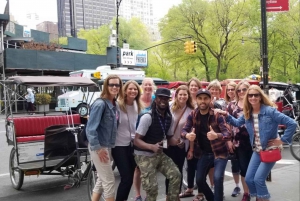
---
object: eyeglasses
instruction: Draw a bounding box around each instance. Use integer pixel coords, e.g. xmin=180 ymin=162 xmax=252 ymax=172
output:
xmin=108 ymin=84 xmax=121 ymax=88
xmin=237 ymin=88 xmax=247 ymax=93
xmin=227 ymin=88 xmax=235 ymax=92
xmin=247 ymin=93 xmax=260 ymax=98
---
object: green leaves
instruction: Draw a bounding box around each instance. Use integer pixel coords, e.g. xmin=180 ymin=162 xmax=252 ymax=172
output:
xmin=77 ymin=17 xmax=151 ymax=55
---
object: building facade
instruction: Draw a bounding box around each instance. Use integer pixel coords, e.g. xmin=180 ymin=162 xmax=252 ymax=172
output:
xmin=118 ymin=0 xmax=160 ymax=41
xmin=36 ymin=21 xmax=59 ymax=42
xmin=57 ymin=0 xmax=115 ymax=37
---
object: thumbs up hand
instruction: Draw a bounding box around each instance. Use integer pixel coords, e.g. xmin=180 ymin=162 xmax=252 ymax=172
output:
xmin=207 ymin=126 xmax=218 ymax=141
xmin=186 ymin=128 xmax=196 ymax=142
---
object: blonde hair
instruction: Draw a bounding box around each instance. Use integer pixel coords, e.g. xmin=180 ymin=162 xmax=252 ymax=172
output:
xmin=118 ymin=80 xmax=143 ymax=114
xmin=100 ymin=74 xmax=123 ymax=100
xmin=207 ymin=79 xmax=222 ymax=92
xmin=235 ymin=80 xmax=250 ymax=101
xmin=225 ymin=81 xmax=237 ymax=103
xmin=141 ymin=78 xmax=156 ymax=92
xmin=171 ymin=85 xmax=194 ymax=112
xmin=187 ymin=77 xmax=202 ymax=89
xmin=243 ymin=85 xmax=276 ymax=120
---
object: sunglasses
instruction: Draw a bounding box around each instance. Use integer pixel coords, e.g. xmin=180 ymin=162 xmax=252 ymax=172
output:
xmin=108 ymin=84 xmax=121 ymax=88
xmin=247 ymin=93 xmax=260 ymax=98
xmin=237 ymin=88 xmax=247 ymax=93
xmin=227 ymin=88 xmax=235 ymax=92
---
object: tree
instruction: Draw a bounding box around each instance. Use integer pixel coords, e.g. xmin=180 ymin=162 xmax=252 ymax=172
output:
xmin=77 ymin=17 xmax=151 ymax=55
xmin=159 ymin=0 xmax=253 ymax=81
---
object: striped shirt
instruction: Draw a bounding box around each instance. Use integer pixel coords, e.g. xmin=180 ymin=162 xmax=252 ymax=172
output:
xmin=253 ymin=114 xmax=263 ymax=152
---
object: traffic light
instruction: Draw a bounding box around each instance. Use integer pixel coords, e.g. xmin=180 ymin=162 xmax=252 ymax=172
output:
xmin=190 ymin=41 xmax=197 ymax=53
xmin=184 ymin=41 xmax=191 ymax=54
xmin=184 ymin=41 xmax=197 ymax=54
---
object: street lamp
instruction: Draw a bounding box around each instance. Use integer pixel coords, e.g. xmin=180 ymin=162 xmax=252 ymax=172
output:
xmin=116 ymin=0 xmax=122 ymax=67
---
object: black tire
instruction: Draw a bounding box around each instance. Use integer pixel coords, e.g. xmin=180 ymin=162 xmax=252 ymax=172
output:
xmin=182 ymin=158 xmax=197 ymax=190
xmin=9 ymin=147 xmax=24 ymax=190
xmin=87 ymin=167 xmax=95 ymax=201
xmin=76 ymin=104 xmax=89 ymax=117
xmin=87 ymin=168 xmax=105 ymax=201
xmin=290 ymin=132 xmax=300 ymax=161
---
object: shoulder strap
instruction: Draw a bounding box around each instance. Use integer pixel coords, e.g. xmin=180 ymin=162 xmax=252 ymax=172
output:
xmin=174 ymin=107 xmax=187 ymax=133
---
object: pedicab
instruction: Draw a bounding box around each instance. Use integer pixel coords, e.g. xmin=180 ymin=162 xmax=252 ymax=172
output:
xmin=2 ymin=76 xmax=97 ymax=190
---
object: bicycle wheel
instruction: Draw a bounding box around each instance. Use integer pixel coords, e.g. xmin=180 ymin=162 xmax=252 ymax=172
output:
xmin=9 ymin=147 xmax=24 ymax=190
xmin=87 ymin=167 xmax=106 ymax=201
xmin=290 ymin=132 xmax=300 ymax=161
xmin=182 ymin=158 xmax=197 ymax=190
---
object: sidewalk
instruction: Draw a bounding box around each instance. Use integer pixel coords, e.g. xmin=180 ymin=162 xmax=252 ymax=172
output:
xmin=177 ymin=162 xmax=299 ymax=201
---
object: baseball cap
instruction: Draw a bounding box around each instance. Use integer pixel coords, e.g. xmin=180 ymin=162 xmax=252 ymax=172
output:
xmin=196 ymin=89 xmax=211 ymax=98
xmin=155 ymin=88 xmax=171 ymax=98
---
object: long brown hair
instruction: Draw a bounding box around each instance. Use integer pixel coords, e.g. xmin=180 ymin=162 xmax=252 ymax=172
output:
xmin=187 ymin=77 xmax=202 ymax=89
xmin=243 ymin=85 xmax=276 ymax=120
xmin=235 ymin=80 xmax=250 ymax=101
xmin=100 ymin=74 xmax=123 ymax=100
xmin=118 ymin=80 xmax=143 ymax=113
xmin=225 ymin=81 xmax=237 ymax=103
xmin=171 ymin=85 xmax=194 ymax=112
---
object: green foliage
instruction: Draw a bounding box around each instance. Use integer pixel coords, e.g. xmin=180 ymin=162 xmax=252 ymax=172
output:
xmin=153 ymin=0 xmax=300 ymax=83
xmin=35 ymin=93 xmax=52 ymax=105
xmin=58 ymin=37 xmax=68 ymax=45
xmin=77 ymin=17 xmax=151 ymax=55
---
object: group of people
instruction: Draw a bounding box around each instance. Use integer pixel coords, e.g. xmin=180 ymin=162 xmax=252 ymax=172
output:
xmin=85 ymin=75 xmax=297 ymax=201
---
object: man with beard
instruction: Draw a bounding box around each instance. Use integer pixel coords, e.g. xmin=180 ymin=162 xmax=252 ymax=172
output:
xmin=134 ymin=88 xmax=182 ymax=201
xmin=181 ymin=89 xmax=231 ymax=201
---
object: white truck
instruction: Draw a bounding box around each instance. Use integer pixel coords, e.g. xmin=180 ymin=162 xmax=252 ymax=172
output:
xmin=55 ymin=65 xmax=145 ymax=116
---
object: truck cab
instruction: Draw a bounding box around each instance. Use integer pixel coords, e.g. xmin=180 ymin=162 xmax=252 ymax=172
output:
xmin=55 ymin=65 xmax=145 ymax=116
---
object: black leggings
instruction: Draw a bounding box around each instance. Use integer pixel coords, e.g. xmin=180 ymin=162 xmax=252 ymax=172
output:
xmin=111 ymin=145 xmax=136 ymax=201
xmin=164 ymin=145 xmax=186 ymax=194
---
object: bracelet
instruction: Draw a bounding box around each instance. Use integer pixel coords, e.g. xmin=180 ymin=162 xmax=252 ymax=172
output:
xmin=189 ymin=149 xmax=194 ymax=152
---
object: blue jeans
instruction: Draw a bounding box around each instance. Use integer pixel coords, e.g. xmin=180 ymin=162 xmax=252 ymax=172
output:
xmin=196 ymin=153 xmax=228 ymax=201
xmin=245 ymin=152 xmax=275 ymax=199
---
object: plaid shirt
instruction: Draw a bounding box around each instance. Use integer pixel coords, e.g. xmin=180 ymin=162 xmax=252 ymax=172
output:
xmin=181 ymin=108 xmax=231 ymax=159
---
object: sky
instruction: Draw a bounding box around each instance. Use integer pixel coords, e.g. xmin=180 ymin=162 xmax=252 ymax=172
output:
xmin=0 ymin=0 xmax=182 ymax=29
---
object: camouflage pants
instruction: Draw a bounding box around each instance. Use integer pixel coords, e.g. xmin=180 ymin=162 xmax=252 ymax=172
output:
xmin=135 ymin=153 xmax=181 ymax=201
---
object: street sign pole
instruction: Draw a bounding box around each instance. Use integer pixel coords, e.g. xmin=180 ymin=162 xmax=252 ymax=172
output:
xmin=261 ymin=0 xmax=269 ymax=95
xmin=262 ymin=0 xmax=272 ymax=181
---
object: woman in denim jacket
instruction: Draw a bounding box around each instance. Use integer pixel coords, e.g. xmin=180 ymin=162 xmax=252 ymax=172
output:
xmin=86 ymin=74 xmax=123 ymax=201
xmin=214 ymin=85 xmax=297 ymax=201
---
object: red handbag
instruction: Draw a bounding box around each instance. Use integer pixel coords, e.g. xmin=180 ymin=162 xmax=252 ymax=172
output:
xmin=260 ymin=148 xmax=281 ymax=163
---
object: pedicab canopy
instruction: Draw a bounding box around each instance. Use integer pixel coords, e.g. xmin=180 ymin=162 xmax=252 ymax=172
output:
xmin=5 ymin=76 xmax=96 ymax=87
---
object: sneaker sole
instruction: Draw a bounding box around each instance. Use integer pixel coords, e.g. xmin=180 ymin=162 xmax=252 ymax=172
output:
xmin=231 ymin=193 xmax=240 ymax=197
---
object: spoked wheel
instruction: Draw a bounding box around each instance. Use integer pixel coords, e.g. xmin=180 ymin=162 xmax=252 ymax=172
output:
xmin=87 ymin=167 xmax=106 ymax=201
xmin=290 ymin=132 xmax=300 ymax=161
xmin=182 ymin=158 xmax=197 ymax=190
xmin=9 ymin=147 xmax=24 ymax=190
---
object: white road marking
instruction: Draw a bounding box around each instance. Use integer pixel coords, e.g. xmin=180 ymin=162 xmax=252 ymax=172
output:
xmin=225 ymin=171 xmax=233 ymax=177
xmin=0 ymin=173 xmax=9 ymax=177
xmin=277 ymin=159 xmax=298 ymax=164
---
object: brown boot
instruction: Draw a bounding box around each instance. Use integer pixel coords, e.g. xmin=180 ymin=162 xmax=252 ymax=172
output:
xmin=166 ymin=195 xmax=169 ymax=201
